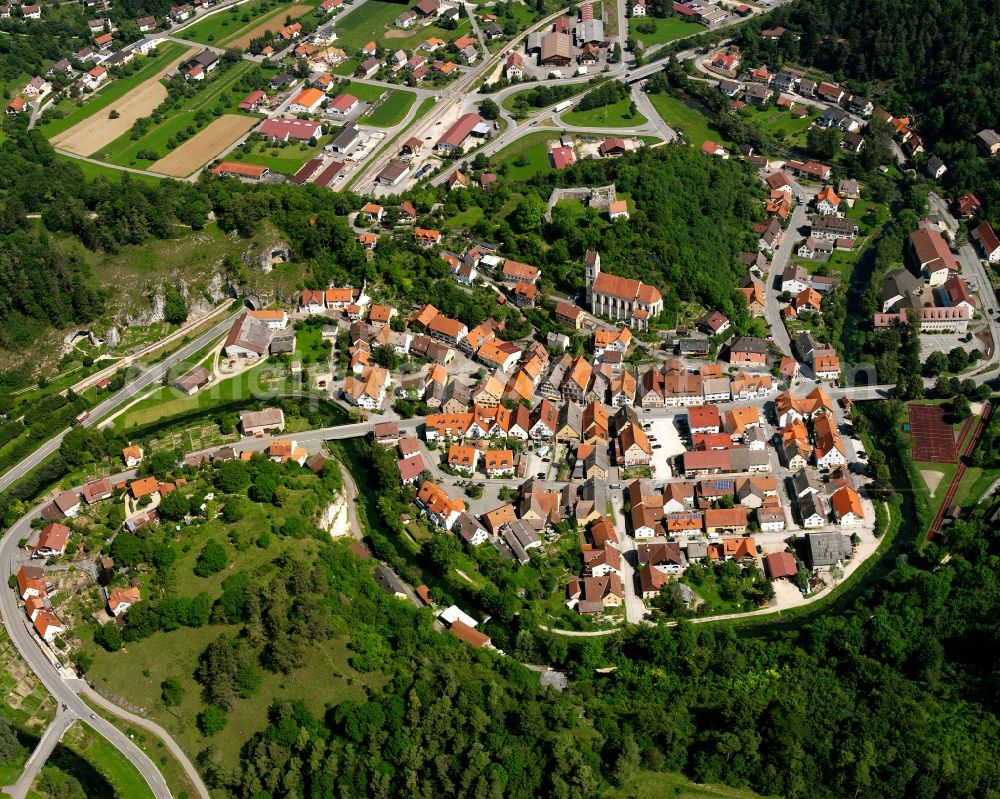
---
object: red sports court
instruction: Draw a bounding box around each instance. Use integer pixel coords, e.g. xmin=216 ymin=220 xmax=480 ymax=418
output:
xmin=907 ymin=404 xmax=958 ymax=463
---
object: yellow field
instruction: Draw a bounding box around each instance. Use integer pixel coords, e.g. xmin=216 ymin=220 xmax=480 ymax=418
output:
xmin=226 ymin=4 xmax=312 ymax=49
xmin=50 ymin=48 xmax=196 ymax=156
xmin=150 ymin=114 xmax=257 ymax=177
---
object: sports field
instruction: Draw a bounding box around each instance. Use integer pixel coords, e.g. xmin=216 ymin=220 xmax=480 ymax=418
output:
xmin=908 ymin=404 xmax=958 ymax=463
xmin=151 ymin=115 xmax=257 ymax=177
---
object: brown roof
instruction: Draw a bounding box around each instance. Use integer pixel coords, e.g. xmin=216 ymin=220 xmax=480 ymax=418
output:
xmin=704 ymin=507 xmax=748 ymax=528
xmin=449 ymin=619 xmax=491 ymax=648
xmin=765 ymin=551 xmax=797 ymax=579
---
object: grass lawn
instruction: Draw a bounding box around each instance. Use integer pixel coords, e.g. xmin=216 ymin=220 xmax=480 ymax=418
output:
xmin=40 ymin=43 xmax=188 ymax=139
xmin=85 ymin=502 xmax=385 ymax=771
xmin=180 ymin=0 xmax=316 ymax=46
xmin=82 ymin=700 xmax=199 ymax=799
xmin=333 ymin=56 xmax=360 ymax=76
xmin=953 ymin=466 xmax=1000 ymax=507
xmin=501 ymin=82 xmax=591 ymax=114
xmin=623 ymin=770 xmax=775 ymax=799
xmin=234 ymin=135 xmax=330 ymax=174
xmin=57 ymin=722 xmax=156 ymax=799
xmin=442 ymin=205 xmax=484 ymax=231
xmin=629 ymin=15 xmax=703 ymax=46
xmin=57 ymin=155 xmax=163 ymax=184
xmin=647 ymin=91 xmax=727 ymax=148
xmin=493 ymin=130 xmax=558 ymax=180
xmin=96 ymin=60 xmax=258 ymax=168
xmin=739 ymin=104 xmax=815 ymax=141
xmin=916 ymin=460 xmax=958 ymax=519
xmin=362 ymin=88 xmax=416 ymax=127
xmin=561 ymin=97 xmax=647 ymax=128
xmin=334 ymin=0 xmax=471 ymax=53
xmin=115 ymin=359 xmax=290 ymax=430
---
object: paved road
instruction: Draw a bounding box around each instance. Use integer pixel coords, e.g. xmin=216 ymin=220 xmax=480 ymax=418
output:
xmin=3 ymin=707 xmax=75 ymax=799
xmin=763 ymin=184 xmax=813 ymax=361
xmin=80 ymin=684 xmax=211 ymax=799
xmin=0 ymin=512 xmax=172 ymax=798
xmin=354 ymin=6 xmax=575 ymax=194
xmin=0 ymin=311 xmax=241 ymax=496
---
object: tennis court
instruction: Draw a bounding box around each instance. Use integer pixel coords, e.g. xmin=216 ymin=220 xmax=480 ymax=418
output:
xmin=908 ymin=404 xmax=958 ymax=463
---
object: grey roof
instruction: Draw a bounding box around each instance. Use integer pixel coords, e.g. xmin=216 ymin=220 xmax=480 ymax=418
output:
xmin=806 ymin=532 xmax=852 ymax=568
xmin=678 ymin=337 xmax=710 ymax=354
xmin=729 ymin=448 xmax=770 ymax=471
xmin=809 ymin=216 xmax=858 ymax=236
xmin=574 ymin=18 xmax=604 ymax=43
xmin=795 ymin=330 xmax=818 ymax=360
xmin=442 ymin=380 xmax=472 ymax=407
xmin=455 ymin=511 xmax=487 ymax=544
xmin=374 ymin=565 xmax=409 ymax=596
xmin=329 ymin=124 xmax=359 ymax=151
xmin=837 ymin=178 xmax=859 ymax=197
xmin=791 ymin=468 xmax=820 ymax=497
xmin=977 ymin=129 xmax=1000 ymax=147
xmin=269 ymin=331 xmax=296 ymax=354
xmin=581 ymin=476 xmax=608 ymax=510
xmin=508 ymin=518 xmax=541 ymax=548
xmin=732 ymin=336 xmax=768 ymax=354
xmin=685 ymin=540 xmax=709 ymax=559
xmin=225 ymin=313 xmax=271 ymax=355
xmin=239 ymin=407 xmax=284 ymax=430
xmin=175 ymin=365 xmax=211 ymax=391
xmin=880 ymin=268 xmax=922 ymax=310
xmin=558 ymin=401 xmax=583 ymax=436
xmin=503 ymin=531 xmax=529 ymax=564
xmin=798 ymin=491 xmax=825 ymax=522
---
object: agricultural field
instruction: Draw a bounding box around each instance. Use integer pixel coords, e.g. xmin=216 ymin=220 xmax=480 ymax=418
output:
xmin=629 ymin=14 xmax=703 ymax=47
xmin=150 ymin=114 xmax=257 ymax=176
xmin=334 ymin=0 xmax=472 ymax=54
xmin=561 ymin=97 xmax=648 ymax=128
xmin=179 ymin=0 xmax=316 ymax=48
xmin=93 ymin=60 xmax=261 ymax=170
xmin=41 ymin=43 xmax=191 ymax=143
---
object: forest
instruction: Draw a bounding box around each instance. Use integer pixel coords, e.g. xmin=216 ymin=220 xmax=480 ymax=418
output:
xmin=225 ymin=404 xmax=1000 ymax=799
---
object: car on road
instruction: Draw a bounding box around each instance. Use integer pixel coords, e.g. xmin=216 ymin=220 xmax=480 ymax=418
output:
xmin=90 ymin=713 xmax=97 ymax=719
xmin=652 ymin=444 xmax=662 ymax=449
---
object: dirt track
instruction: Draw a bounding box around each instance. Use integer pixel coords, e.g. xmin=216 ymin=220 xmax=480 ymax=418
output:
xmin=150 ymin=114 xmax=256 ymax=177
xmin=50 ymin=48 xmax=196 ymax=157
xmin=226 ymin=4 xmax=312 ymax=49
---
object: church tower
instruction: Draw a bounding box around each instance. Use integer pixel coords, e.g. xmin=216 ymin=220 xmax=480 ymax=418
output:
xmin=584 ymin=249 xmax=601 ymax=308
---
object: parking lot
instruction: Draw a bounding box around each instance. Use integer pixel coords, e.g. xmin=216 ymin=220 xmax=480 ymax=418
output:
xmin=919 ymin=329 xmax=982 ymax=359
xmin=642 ymin=415 xmax=686 ymax=478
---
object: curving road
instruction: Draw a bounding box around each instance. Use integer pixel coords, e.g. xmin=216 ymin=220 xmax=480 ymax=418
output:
xmin=0 ymin=312 xmax=242 ymax=797
xmin=0 ymin=311 xmax=241 ymax=496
